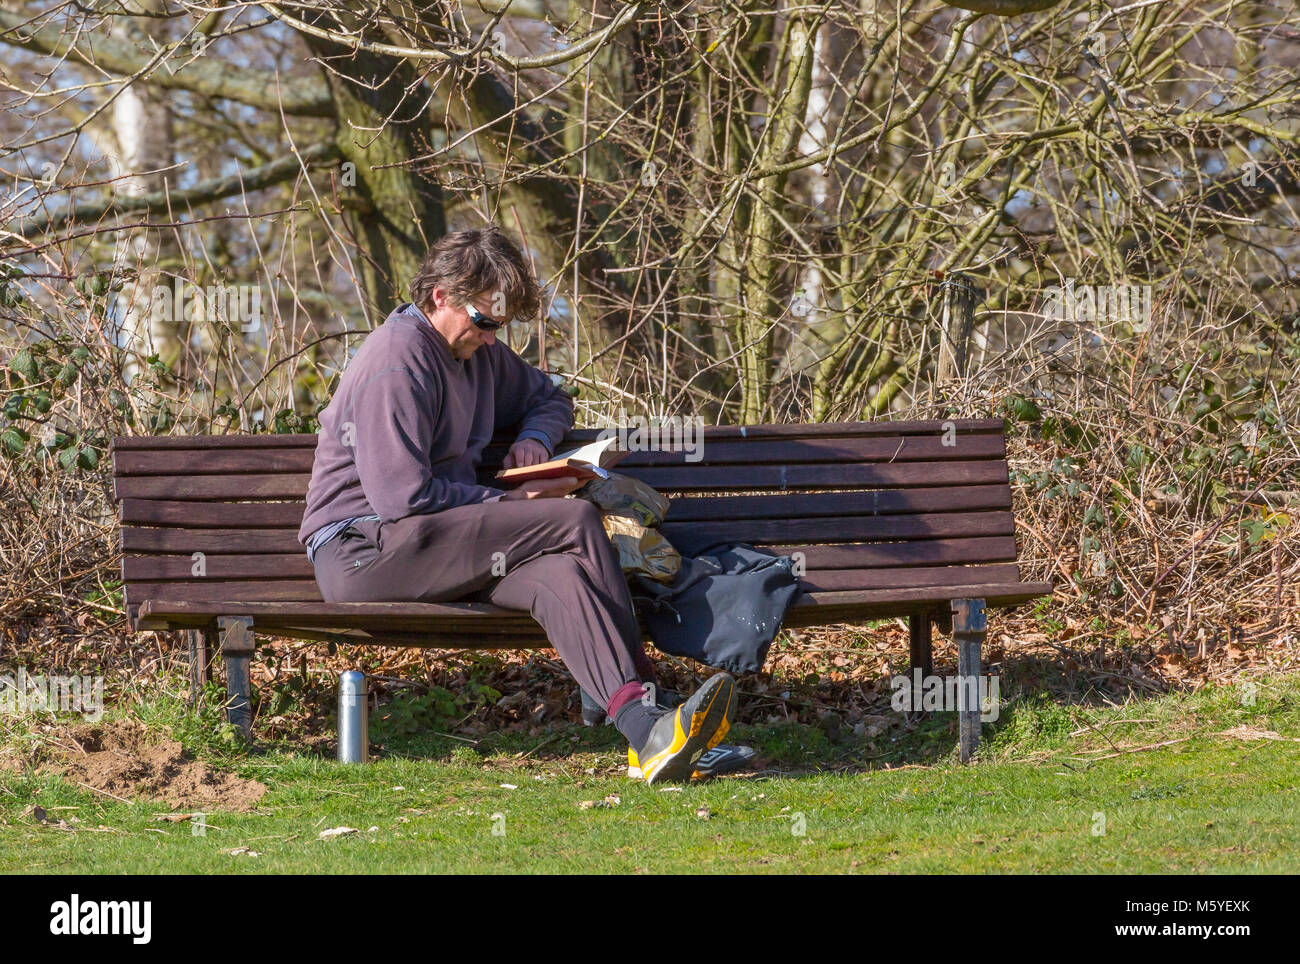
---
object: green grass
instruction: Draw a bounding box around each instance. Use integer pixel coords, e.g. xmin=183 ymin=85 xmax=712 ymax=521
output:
xmin=2 ymin=675 xmax=1298 ymax=873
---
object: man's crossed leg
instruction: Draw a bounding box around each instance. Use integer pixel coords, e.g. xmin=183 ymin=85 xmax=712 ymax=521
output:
xmin=312 ymin=497 xmax=734 ymax=782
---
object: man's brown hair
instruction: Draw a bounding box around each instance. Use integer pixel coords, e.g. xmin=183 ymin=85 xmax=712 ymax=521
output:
xmin=409 ymin=226 xmax=541 ymax=324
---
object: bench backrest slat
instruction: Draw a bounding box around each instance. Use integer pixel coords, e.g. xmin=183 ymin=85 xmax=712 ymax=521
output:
xmin=111 ymin=433 xmax=1007 ymax=476
xmin=113 ymin=460 xmax=1009 ymax=501
xmin=117 ymin=484 xmax=1011 ymax=529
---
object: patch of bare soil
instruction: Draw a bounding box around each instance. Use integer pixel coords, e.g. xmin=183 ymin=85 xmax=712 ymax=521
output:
xmin=32 ymin=718 xmax=266 ymax=812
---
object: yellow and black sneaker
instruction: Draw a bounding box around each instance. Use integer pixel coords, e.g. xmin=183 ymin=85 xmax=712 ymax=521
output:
xmin=628 ymin=742 xmax=756 ymax=781
xmin=633 ymin=673 xmax=735 ymax=785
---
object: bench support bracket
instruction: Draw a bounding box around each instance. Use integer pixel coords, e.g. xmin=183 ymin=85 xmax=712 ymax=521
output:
xmin=951 ymin=597 xmax=987 ymax=763
xmin=218 ymin=616 xmax=255 ymax=741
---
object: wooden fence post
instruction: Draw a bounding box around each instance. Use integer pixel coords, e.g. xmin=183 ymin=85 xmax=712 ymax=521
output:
xmin=936 ymin=272 xmax=978 ymax=385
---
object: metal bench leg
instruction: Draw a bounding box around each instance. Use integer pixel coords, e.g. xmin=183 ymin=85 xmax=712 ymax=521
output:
xmin=952 ymin=598 xmax=987 ymax=763
xmin=218 ymin=616 xmax=255 ymax=741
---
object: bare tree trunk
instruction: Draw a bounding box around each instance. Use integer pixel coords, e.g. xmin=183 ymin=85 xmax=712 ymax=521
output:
xmin=110 ymin=2 xmax=182 ymax=387
xmin=299 ymin=12 xmax=446 ymax=322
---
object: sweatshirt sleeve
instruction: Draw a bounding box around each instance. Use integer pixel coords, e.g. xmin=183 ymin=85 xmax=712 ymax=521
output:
xmin=349 ymin=365 xmax=506 ymax=523
xmin=491 ymin=343 xmax=575 ymax=455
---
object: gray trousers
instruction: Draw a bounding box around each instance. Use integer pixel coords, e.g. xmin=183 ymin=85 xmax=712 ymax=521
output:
xmin=311 ymin=497 xmax=654 ymax=710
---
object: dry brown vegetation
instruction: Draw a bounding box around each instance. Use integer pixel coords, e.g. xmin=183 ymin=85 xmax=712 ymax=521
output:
xmin=1 ymin=2 xmax=1296 ymax=715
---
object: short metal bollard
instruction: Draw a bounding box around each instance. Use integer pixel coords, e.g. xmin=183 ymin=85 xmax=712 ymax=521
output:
xmin=337 ymin=671 xmax=368 ymax=763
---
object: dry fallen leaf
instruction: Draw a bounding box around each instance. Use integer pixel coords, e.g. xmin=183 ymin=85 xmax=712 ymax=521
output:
xmin=319 ymin=826 xmax=359 ymax=839
xmin=1217 ymin=725 xmax=1298 ymax=742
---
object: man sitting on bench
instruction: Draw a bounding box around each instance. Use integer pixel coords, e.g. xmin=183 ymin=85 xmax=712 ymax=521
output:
xmin=298 ymin=226 xmax=735 ymax=784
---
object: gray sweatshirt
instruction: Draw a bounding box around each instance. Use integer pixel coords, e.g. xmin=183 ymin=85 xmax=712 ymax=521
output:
xmin=298 ymin=303 xmax=574 ymax=544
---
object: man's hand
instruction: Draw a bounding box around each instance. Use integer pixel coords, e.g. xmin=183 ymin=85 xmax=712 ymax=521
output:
xmin=501 ymin=476 xmax=586 ymax=500
xmin=502 ymin=438 xmax=550 ymax=469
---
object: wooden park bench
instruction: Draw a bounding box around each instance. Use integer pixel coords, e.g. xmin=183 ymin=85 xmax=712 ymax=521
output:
xmin=110 ymin=417 xmax=1052 ymax=761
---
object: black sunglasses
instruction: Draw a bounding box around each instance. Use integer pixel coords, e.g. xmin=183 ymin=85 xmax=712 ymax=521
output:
xmin=465 ymin=302 xmax=507 ymax=332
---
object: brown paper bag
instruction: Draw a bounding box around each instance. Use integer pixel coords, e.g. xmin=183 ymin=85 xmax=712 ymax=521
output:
xmin=600 ymin=512 xmax=681 ymax=583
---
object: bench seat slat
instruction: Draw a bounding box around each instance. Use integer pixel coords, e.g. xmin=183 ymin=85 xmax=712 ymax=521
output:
xmin=126 ymin=593 xmax=535 ymax=632
xmin=123 ymin=560 xmax=1022 ymax=595
xmin=133 ymin=580 xmax=1054 ymax=632
xmin=780 ymin=582 xmax=1054 ymax=624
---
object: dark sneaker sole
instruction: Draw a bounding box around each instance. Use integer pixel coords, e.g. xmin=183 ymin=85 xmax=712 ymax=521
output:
xmin=628 ymin=743 xmax=757 ymax=781
xmin=691 ymin=743 xmax=756 ymax=779
xmin=639 ymin=674 xmax=735 ymax=786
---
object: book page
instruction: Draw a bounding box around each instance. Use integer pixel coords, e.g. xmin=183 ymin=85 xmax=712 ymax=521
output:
xmin=551 ymin=435 xmax=619 ymax=466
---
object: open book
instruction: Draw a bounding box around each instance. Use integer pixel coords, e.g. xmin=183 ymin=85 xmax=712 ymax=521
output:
xmin=494 ymin=435 xmax=630 ymax=484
